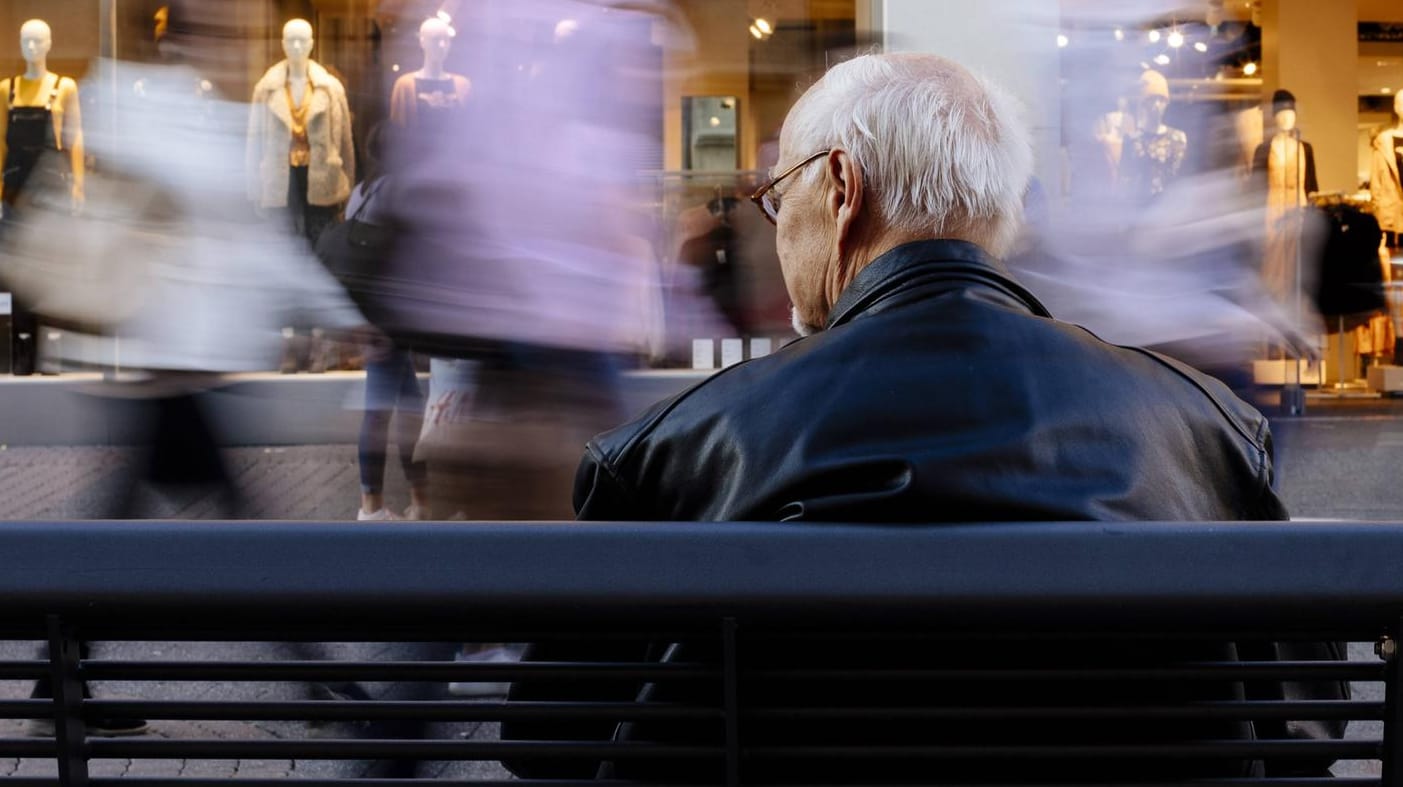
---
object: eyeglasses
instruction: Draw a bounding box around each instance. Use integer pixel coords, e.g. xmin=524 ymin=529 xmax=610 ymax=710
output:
xmin=750 ymin=149 xmax=831 ymax=225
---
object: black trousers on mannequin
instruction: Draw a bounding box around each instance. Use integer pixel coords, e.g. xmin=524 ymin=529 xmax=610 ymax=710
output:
xmin=286 ymin=165 xmax=337 ymax=248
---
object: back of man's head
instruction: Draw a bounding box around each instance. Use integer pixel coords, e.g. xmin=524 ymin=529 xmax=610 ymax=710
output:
xmin=783 ymin=53 xmax=1033 ymax=256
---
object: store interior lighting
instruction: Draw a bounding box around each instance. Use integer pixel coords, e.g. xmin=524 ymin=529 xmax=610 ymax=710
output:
xmin=1154 ymin=53 xmax=1171 ymax=66
xmin=1167 ymin=29 xmax=1184 ymax=48
xmin=1056 ymin=33 xmax=1069 ymax=48
xmin=748 ymin=18 xmax=773 ymax=41
xmin=1243 ymin=60 xmax=1258 ymax=76
xmin=1148 ymin=29 xmax=1161 ymax=43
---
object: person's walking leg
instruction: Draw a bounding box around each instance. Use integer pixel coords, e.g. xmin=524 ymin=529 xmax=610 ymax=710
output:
xmin=359 ymin=350 xmax=397 ymax=519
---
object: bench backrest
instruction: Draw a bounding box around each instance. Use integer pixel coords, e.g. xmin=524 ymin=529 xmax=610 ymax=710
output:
xmin=0 ymin=520 xmax=1396 ymax=785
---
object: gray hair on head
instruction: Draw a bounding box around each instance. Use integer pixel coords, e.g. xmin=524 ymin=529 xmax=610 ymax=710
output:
xmin=782 ymin=53 xmax=1033 ymax=257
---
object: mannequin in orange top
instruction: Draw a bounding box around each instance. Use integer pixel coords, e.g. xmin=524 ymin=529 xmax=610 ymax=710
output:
xmin=389 ymin=18 xmax=470 ymax=129
xmin=0 ymin=19 xmax=85 ymax=213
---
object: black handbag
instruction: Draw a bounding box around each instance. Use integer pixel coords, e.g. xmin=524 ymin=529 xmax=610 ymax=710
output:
xmin=314 ymin=178 xmax=396 ymax=319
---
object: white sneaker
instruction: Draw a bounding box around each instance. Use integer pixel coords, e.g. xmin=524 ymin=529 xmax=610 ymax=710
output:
xmin=447 ymin=645 xmax=521 ymax=697
xmin=402 ymin=505 xmax=431 ymax=521
xmin=357 ymin=508 xmax=400 ymax=521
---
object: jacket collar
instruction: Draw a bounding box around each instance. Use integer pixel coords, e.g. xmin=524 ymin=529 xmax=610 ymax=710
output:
xmin=825 ymin=239 xmax=1052 ymax=329
xmin=257 ymin=60 xmax=335 ymax=127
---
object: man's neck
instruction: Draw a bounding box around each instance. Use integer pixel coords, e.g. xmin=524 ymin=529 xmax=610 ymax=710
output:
xmin=825 ymin=229 xmax=929 ymax=310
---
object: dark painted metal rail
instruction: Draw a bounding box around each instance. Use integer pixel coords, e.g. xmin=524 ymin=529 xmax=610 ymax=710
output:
xmin=0 ymin=520 xmax=1398 ymax=785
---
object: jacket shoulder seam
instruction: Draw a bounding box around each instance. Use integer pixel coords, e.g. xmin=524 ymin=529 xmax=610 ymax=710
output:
xmin=1115 ymin=342 xmax=1268 ymax=450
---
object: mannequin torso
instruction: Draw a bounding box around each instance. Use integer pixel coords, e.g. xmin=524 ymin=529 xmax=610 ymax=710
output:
xmin=390 ymin=16 xmax=470 ymax=128
xmin=0 ymin=19 xmax=83 ymax=209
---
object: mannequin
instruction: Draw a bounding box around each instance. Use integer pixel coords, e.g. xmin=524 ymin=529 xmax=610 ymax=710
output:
xmin=0 ymin=20 xmax=84 ymax=212
xmin=247 ymin=18 xmax=354 ymax=245
xmin=0 ymin=19 xmax=85 ymax=377
xmin=389 ymin=18 xmax=471 ymax=129
xmin=1370 ymin=91 xmax=1403 ymax=250
xmin=1120 ymin=70 xmax=1187 ymax=201
xmin=1252 ymin=89 xmax=1318 ymax=304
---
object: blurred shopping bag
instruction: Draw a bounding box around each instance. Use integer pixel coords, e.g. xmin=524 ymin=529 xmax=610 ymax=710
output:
xmin=0 ymin=155 xmax=174 ymax=333
xmin=417 ymin=357 xmax=477 ymax=444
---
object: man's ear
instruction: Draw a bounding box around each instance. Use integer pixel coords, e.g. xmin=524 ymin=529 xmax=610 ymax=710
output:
xmin=824 ymin=149 xmax=864 ymax=264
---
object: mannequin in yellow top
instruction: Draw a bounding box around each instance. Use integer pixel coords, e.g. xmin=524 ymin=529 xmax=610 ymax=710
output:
xmin=389 ymin=17 xmax=471 ymax=128
xmin=0 ymin=19 xmax=84 ymax=213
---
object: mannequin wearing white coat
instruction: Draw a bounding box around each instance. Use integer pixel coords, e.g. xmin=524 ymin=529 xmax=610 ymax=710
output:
xmin=247 ymin=19 xmax=354 ymax=243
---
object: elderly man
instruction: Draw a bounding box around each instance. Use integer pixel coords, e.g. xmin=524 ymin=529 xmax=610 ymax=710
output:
xmin=504 ymin=53 xmax=1323 ymax=784
xmin=574 ymin=52 xmax=1287 ymax=523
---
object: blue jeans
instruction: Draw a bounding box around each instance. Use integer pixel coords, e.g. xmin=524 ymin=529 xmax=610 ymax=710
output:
xmin=358 ymin=348 xmax=428 ymax=494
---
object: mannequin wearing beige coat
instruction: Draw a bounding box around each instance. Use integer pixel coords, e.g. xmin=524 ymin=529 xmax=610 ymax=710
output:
xmin=1371 ymin=92 xmax=1403 ymax=244
xmin=246 ymin=20 xmax=354 ymax=241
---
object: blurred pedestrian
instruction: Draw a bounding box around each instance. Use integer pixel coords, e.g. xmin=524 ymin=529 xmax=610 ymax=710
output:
xmin=508 ymin=52 xmax=1306 ymax=783
xmin=11 ymin=0 xmax=365 ymax=737
xmin=342 ymin=122 xmax=430 ymax=521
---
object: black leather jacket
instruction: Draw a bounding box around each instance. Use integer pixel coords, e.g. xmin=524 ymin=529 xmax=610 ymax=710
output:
xmin=575 ymin=239 xmax=1288 ymax=523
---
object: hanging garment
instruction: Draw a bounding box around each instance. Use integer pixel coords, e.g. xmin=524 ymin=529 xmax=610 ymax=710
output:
xmin=2 ymin=72 xmax=70 ymax=207
xmin=1313 ymin=202 xmax=1385 ymax=320
xmin=1252 ymin=133 xmax=1318 ymax=304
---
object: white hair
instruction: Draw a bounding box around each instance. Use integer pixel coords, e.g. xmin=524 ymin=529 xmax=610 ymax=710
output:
xmin=783 ymin=53 xmax=1033 ymax=256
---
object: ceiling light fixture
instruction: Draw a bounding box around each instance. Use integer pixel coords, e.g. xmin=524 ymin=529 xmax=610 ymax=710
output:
xmin=1194 ymin=41 xmax=1208 ymax=53
xmin=1167 ymin=30 xmax=1184 ymax=48
xmin=1154 ymin=53 xmax=1171 ymax=66
xmin=1056 ymin=33 xmax=1069 ymax=48
xmin=1148 ymin=29 xmax=1161 ymax=43
xmin=1243 ymin=61 xmax=1258 ymax=76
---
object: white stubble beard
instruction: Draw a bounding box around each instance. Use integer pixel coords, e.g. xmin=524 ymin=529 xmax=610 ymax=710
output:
xmin=791 ymin=306 xmax=821 ymax=338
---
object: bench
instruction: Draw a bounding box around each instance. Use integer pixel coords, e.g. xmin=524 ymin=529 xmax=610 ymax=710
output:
xmin=0 ymin=519 xmax=1396 ymax=785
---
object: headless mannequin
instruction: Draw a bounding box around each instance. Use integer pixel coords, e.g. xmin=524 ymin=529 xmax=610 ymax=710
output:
xmin=389 ymin=18 xmax=471 ymax=129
